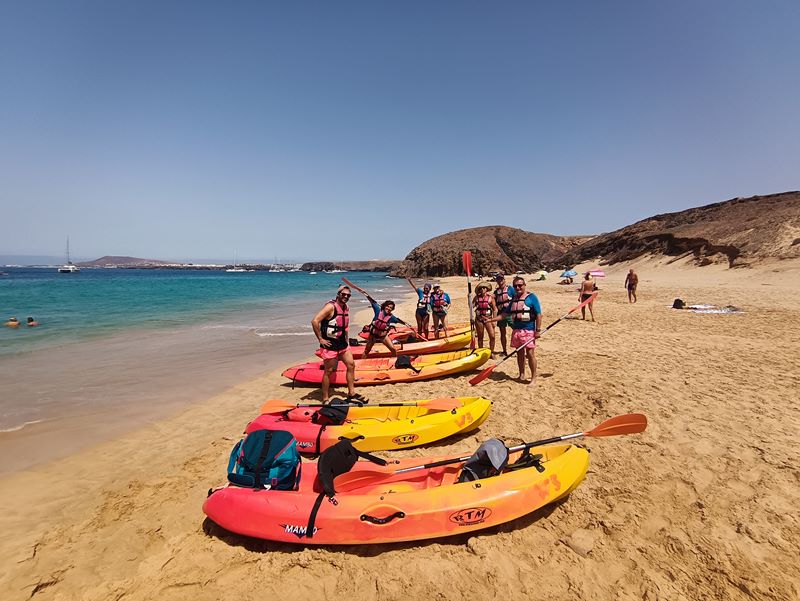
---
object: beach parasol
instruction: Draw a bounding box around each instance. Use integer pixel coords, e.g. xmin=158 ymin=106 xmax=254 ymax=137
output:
xmin=560 ymin=269 xmax=578 ymax=278
xmin=588 ymin=269 xmax=606 ymax=278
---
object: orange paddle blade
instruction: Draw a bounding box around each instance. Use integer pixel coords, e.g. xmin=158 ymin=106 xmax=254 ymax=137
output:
xmin=469 ymin=363 xmax=497 ymax=386
xmin=585 ymin=413 xmax=647 ymax=437
xmin=462 ymin=251 xmax=472 ymax=275
xmin=422 ymin=397 xmax=463 ymax=411
xmin=260 ymin=399 xmax=296 ymax=413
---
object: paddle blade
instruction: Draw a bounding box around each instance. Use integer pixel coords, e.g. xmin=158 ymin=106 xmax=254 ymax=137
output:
xmin=469 ymin=363 xmax=497 ymax=386
xmin=260 ymin=399 xmax=296 ymax=413
xmin=422 ymin=397 xmax=463 ymax=410
xmin=462 ymin=251 xmax=472 ymax=276
xmin=585 ymin=413 xmax=648 ymax=437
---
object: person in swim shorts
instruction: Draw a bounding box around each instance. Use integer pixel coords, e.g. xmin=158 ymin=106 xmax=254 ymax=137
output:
xmin=624 ymin=269 xmax=638 ymax=303
xmin=579 ymin=273 xmax=597 ymax=321
xmin=490 ymin=276 xmax=542 ymax=385
xmin=406 ymin=277 xmax=432 ymax=336
xmin=311 ymin=285 xmax=365 ymax=404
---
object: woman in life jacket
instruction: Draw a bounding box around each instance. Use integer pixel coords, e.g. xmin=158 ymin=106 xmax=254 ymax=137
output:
xmin=492 ymin=273 xmax=514 ymax=356
xmin=362 ymin=298 xmax=401 ymax=359
xmin=430 ymin=284 xmax=451 ymax=339
xmin=488 ymin=276 xmax=542 ymax=386
xmin=472 ymin=283 xmax=498 ymax=354
xmin=406 ymin=277 xmax=432 ymax=336
xmin=311 ymin=286 xmax=360 ymax=403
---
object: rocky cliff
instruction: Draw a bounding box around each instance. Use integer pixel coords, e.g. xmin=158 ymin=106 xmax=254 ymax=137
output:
xmin=392 ymin=226 xmax=592 ymax=277
xmin=555 ymin=192 xmax=800 ymax=268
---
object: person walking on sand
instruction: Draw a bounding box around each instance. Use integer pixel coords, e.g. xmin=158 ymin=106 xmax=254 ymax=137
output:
xmin=579 ymin=273 xmax=597 ymax=321
xmin=311 ymin=285 xmax=365 ymax=404
xmin=624 ymin=269 xmax=638 ymax=303
xmin=489 ymin=276 xmax=542 ymax=386
xmin=473 ymin=283 xmax=497 ymax=354
xmin=492 ymin=273 xmax=514 ymax=356
xmin=430 ymin=283 xmax=450 ymax=338
xmin=406 ymin=277 xmax=432 ymax=335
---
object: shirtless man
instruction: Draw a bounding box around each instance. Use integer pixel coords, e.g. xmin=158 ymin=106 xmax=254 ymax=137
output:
xmin=579 ymin=274 xmax=597 ymax=321
xmin=624 ymin=269 xmax=638 ymax=303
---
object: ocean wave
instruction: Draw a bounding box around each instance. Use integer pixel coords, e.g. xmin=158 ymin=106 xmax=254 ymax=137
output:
xmin=252 ymin=330 xmax=315 ymax=337
xmin=0 ymin=419 xmax=44 ymax=434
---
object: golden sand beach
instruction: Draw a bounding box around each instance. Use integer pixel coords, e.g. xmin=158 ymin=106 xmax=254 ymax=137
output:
xmin=1 ymin=258 xmax=798 ymax=600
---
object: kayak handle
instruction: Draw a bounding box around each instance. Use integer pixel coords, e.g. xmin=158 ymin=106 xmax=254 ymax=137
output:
xmin=360 ymin=511 xmax=405 ymax=525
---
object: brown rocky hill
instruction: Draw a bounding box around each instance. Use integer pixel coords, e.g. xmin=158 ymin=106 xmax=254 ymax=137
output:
xmin=392 ymin=226 xmax=592 ymax=277
xmin=555 ymin=191 xmax=800 ymax=268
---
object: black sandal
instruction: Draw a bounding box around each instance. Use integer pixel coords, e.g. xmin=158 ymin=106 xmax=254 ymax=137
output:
xmin=346 ymin=393 xmax=369 ymax=405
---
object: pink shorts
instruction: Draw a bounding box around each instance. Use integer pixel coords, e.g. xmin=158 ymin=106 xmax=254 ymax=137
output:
xmin=510 ymin=329 xmax=536 ymax=349
xmin=315 ymin=347 xmax=350 ymax=361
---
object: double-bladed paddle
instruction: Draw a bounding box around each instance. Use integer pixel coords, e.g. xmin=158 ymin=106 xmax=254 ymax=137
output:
xmin=468 ymin=292 xmax=598 ymax=386
xmin=333 ymin=412 xmax=647 ymax=492
xmin=259 ymin=396 xmax=463 ymax=414
xmin=462 ymin=251 xmax=477 ymax=350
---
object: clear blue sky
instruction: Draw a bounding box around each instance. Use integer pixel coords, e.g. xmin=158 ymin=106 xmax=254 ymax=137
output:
xmin=1 ymin=1 xmax=798 ymax=262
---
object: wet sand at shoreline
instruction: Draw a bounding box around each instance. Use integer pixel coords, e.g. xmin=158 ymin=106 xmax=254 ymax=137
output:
xmin=1 ymin=258 xmax=798 ymax=600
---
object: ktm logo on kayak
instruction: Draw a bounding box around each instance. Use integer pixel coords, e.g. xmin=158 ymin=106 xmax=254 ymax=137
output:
xmin=392 ymin=434 xmax=419 ymax=445
xmin=449 ymin=507 xmax=492 ymax=526
xmin=455 ymin=412 xmax=473 ymax=427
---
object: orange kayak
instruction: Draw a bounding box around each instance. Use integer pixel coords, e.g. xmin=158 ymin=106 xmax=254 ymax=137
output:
xmin=349 ymin=329 xmax=471 ymax=358
xmin=282 ymin=348 xmax=491 ymax=386
xmin=203 ymin=444 xmax=589 ymax=545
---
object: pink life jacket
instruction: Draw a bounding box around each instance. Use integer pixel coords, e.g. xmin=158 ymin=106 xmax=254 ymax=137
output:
xmin=475 ymin=295 xmax=493 ymax=318
xmin=417 ymin=290 xmax=431 ymax=310
xmin=369 ymin=310 xmax=393 ymax=339
xmin=320 ymin=299 xmax=349 ymax=349
xmin=509 ymin=293 xmax=535 ymax=323
xmin=494 ymin=285 xmax=511 ymax=313
xmin=431 ymin=291 xmax=448 ymax=314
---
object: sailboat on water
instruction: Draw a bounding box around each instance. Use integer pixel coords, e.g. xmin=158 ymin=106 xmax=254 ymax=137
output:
xmin=58 ymin=237 xmax=80 ymax=273
xmin=225 ymin=253 xmax=248 ymax=273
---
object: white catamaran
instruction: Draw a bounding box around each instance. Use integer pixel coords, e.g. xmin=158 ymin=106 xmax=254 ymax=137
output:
xmin=58 ymin=237 xmax=80 ymax=273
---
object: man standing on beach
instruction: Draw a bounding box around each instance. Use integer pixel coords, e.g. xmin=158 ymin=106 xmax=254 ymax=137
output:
xmin=490 ymin=276 xmax=542 ymax=386
xmin=492 ymin=273 xmax=514 ymax=356
xmin=624 ymin=269 xmax=638 ymax=303
xmin=311 ymin=285 xmax=361 ymax=403
xmin=579 ymin=273 xmax=597 ymax=321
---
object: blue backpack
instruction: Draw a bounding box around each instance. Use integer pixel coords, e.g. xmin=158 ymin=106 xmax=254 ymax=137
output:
xmin=227 ymin=429 xmax=301 ymax=490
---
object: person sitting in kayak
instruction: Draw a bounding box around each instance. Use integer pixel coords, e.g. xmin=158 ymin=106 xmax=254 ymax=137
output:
xmin=430 ymin=284 xmax=451 ymax=339
xmin=492 ymin=273 xmax=515 ymax=356
xmin=472 ymin=283 xmax=497 ymax=354
xmin=361 ymin=296 xmax=402 ymax=359
xmin=406 ymin=277 xmax=432 ymax=336
xmin=489 ymin=276 xmax=542 ymax=386
xmin=311 ymin=286 xmax=364 ymax=404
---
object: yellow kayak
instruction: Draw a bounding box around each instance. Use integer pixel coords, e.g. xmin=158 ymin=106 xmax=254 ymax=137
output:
xmin=249 ymin=396 xmax=493 ymax=453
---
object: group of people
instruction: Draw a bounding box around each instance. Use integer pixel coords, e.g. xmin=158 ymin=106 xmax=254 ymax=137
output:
xmin=308 ymin=267 xmax=635 ymax=400
xmin=4 ymin=316 xmax=38 ymax=328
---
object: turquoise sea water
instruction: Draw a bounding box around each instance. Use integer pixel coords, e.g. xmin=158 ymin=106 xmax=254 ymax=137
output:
xmin=0 ymin=268 xmax=401 ymax=356
xmin=0 ymin=268 xmax=411 ymax=460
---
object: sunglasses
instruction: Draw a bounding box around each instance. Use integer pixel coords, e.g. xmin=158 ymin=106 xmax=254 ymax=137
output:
xmin=339 ymin=292 xmax=351 ymax=298
xmin=514 ymin=283 xmax=525 ymax=289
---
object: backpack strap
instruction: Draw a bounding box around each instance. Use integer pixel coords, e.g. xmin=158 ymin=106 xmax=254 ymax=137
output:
xmin=252 ymin=431 xmax=274 ymax=488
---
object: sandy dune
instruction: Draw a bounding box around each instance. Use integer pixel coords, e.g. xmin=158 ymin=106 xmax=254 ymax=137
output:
xmin=1 ymin=258 xmax=798 ymax=600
